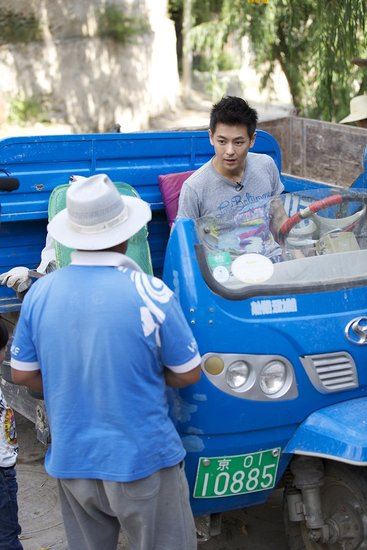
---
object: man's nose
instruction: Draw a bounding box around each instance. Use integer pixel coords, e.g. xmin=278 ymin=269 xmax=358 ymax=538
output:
xmin=225 ymin=142 xmax=235 ymax=155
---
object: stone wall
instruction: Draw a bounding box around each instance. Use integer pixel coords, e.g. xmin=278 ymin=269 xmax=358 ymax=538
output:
xmin=259 ymin=117 xmax=367 ymax=187
xmin=0 ymin=0 xmax=180 ymax=131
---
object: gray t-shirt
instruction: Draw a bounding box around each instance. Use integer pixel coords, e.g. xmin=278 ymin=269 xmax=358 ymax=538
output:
xmin=177 ymin=153 xmax=284 ymax=259
xmin=177 ymin=152 xmax=284 ymax=220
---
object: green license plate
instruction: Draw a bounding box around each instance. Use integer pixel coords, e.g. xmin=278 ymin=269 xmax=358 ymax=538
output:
xmin=193 ymin=448 xmax=281 ymax=498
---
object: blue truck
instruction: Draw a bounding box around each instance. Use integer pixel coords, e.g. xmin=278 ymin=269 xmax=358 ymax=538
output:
xmin=0 ymin=129 xmax=367 ymax=549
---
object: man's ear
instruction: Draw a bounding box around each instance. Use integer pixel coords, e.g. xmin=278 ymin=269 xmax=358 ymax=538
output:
xmin=250 ymin=131 xmax=256 ymax=148
xmin=208 ymin=129 xmax=214 ymax=146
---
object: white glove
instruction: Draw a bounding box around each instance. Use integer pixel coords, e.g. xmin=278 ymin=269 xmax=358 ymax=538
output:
xmin=0 ymin=267 xmax=32 ymax=293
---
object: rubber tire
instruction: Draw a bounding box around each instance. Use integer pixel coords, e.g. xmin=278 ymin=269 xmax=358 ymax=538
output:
xmin=283 ymin=460 xmax=367 ymax=550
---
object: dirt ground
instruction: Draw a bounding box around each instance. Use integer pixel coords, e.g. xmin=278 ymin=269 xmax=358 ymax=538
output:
xmin=149 ymin=90 xmax=293 ymax=131
xmin=15 ymin=413 xmax=287 ymax=550
xmin=0 ymin=89 xmax=293 ymax=139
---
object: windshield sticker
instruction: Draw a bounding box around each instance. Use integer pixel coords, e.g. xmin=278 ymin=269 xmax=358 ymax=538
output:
xmin=212 ymin=265 xmax=230 ymax=283
xmin=251 ymin=298 xmax=297 ymax=316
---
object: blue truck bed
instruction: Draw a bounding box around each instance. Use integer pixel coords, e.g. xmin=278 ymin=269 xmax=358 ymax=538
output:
xmin=0 ymin=129 xmax=284 ymax=311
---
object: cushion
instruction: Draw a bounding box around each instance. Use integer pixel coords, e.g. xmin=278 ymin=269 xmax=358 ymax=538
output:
xmin=158 ymin=170 xmax=195 ymax=226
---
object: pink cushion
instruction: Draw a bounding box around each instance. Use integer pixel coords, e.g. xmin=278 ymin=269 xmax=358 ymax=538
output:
xmin=158 ymin=170 xmax=195 ymax=226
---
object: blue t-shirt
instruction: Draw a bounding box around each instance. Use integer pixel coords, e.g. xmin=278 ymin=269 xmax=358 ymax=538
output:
xmin=11 ymin=252 xmax=200 ymax=481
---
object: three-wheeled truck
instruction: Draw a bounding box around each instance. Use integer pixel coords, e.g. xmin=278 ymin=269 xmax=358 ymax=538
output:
xmin=0 ymin=129 xmax=367 ymax=549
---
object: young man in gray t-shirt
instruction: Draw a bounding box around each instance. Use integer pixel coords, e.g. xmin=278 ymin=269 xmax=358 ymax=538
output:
xmin=177 ymin=96 xmax=286 ymax=259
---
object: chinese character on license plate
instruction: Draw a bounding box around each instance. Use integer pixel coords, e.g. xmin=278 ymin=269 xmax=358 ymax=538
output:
xmin=193 ymin=448 xmax=281 ymax=498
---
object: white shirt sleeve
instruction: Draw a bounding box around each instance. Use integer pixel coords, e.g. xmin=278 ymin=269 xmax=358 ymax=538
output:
xmin=160 ymin=296 xmax=201 ymax=372
xmin=36 ymin=232 xmax=56 ymax=274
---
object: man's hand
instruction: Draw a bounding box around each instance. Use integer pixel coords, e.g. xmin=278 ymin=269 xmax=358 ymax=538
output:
xmin=270 ymin=198 xmax=288 ymax=244
xmin=0 ymin=267 xmax=32 ymax=293
xmin=164 ymin=365 xmax=201 ymax=388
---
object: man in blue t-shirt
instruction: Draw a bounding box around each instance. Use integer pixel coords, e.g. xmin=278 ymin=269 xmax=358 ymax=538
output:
xmin=10 ymin=174 xmax=201 ymax=550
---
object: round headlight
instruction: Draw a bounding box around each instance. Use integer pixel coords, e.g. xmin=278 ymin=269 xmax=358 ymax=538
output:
xmin=226 ymin=361 xmax=250 ymax=389
xmin=259 ymin=361 xmax=287 ymax=395
xmin=204 ymin=356 xmax=224 ymax=375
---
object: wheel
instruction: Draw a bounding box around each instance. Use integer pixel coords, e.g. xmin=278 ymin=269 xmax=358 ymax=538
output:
xmin=283 ymin=461 xmax=367 ymax=549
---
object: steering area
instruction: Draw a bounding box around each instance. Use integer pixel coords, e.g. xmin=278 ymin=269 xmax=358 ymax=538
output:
xmin=280 ymin=194 xmax=366 ymax=237
xmin=279 ymin=193 xmax=367 ymax=256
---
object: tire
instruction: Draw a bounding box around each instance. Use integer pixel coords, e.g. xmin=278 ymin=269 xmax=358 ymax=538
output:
xmin=283 ymin=460 xmax=367 ymax=550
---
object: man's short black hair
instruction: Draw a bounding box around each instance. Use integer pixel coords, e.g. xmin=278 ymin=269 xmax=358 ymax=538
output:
xmin=0 ymin=319 xmax=8 ymax=350
xmin=210 ymin=96 xmax=258 ymax=137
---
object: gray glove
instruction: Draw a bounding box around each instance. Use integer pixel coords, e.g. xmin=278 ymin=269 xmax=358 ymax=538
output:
xmin=0 ymin=267 xmax=32 ymax=293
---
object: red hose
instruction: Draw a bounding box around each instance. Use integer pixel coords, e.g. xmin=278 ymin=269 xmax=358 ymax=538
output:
xmin=279 ymin=213 xmax=302 ymax=236
xmin=279 ymin=194 xmax=343 ymax=236
xmin=309 ymin=194 xmax=343 ymax=213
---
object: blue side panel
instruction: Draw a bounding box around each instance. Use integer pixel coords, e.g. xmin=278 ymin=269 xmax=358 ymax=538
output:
xmin=0 ymin=130 xmax=281 ymax=220
xmin=0 ymin=219 xmax=47 ymax=311
xmin=281 ymin=174 xmax=333 ymax=193
xmin=0 ymin=130 xmax=281 ymax=310
xmin=350 ymin=146 xmax=367 ymax=190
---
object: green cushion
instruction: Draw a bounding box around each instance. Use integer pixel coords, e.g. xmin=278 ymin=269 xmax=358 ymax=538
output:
xmin=48 ymin=182 xmax=153 ymax=274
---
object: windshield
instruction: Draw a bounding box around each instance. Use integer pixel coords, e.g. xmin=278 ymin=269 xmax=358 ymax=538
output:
xmin=195 ymin=188 xmax=367 ymax=298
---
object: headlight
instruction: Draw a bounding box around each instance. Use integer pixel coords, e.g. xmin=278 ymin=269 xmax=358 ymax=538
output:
xmin=259 ymin=361 xmax=287 ymax=395
xmin=226 ymin=361 xmax=250 ymax=389
xmin=204 ymin=356 xmax=224 ymax=375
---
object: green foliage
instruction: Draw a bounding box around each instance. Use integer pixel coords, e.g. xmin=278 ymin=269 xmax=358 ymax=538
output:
xmin=177 ymin=0 xmax=367 ymax=121
xmin=98 ymin=4 xmax=149 ymax=45
xmin=8 ymin=96 xmax=49 ymax=125
xmin=0 ymin=9 xmax=41 ymax=44
xmin=169 ymin=0 xmax=222 ymax=26
xmin=312 ymin=0 xmax=367 ymax=121
xmin=194 ymin=51 xmax=240 ymax=72
xmin=218 ymin=51 xmax=240 ymax=71
xmin=239 ymin=0 xmax=367 ymax=121
xmin=168 ymin=0 xmax=224 ymax=74
xmin=238 ymin=0 xmax=315 ymax=112
xmin=190 ymin=18 xmax=229 ymax=98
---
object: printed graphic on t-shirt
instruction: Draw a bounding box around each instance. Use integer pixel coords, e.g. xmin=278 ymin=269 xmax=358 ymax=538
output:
xmin=203 ymin=197 xmax=280 ymax=259
xmin=188 ymin=340 xmax=197 ymax=354
xmin=217 ymin=191 xmax=272 ymax=219
xmin=124 ymin=271 xmax=173 ymax=346
xmin=0 ymin=390 xmax=18 ymax=466
xmin=4 ymin=407 xmax=17 ymax=445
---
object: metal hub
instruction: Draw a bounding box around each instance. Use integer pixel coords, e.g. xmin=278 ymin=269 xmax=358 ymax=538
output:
xmin=302 ymin=479 xmax=367 ymax=549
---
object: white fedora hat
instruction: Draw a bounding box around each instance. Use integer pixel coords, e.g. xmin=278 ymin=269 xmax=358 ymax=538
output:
xmin=339 ymin=94 xmax=367 ymax=124
xmin=47 ymin=174 xmax=151 ymax=250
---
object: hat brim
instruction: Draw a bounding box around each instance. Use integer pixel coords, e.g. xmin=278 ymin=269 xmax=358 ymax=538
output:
xmin=339 ymin=112 xmax=367 ymax=124
xmin=47 ymin=195 xmax=152 ymax=250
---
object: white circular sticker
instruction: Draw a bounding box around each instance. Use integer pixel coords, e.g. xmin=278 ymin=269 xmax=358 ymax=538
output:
xmin=231 ymin=253 xmax=274 ymax=284
xmin=212 ymin=265 xmax=230 ymax=283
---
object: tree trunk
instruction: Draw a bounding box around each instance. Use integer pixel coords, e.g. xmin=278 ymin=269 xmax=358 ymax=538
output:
xmin=182 ymin=0 xmax=192 ymax=96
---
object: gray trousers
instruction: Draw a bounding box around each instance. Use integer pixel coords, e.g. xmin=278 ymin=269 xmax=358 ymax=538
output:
xmin=57 ymin=464 xmax=197 ymax=550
